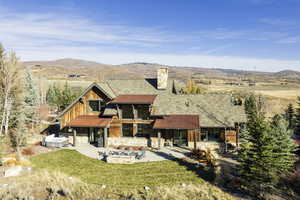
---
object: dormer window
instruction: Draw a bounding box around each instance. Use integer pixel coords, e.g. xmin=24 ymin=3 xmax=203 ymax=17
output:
xmin=89 ymin=100 xmax=103 ymax=112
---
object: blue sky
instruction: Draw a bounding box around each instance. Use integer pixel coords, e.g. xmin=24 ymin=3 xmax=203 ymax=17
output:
xmin=1 ymin=0 xmax=300 ymax=71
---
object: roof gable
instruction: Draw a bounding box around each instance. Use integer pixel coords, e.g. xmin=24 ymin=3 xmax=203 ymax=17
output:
xmin=57 ymin=82 xmax=114 ymax=119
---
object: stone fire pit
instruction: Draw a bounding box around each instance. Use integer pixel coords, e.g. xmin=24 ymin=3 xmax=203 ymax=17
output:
xmin=101 ymin=150 xmax=145 ymax=164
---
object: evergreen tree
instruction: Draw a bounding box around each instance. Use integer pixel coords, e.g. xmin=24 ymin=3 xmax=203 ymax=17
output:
xmin=46 ymin=84 xmax=57 ymax=106
xmin=46 ymin=82 xmax=79 ymax=111
xmin=294 ymin=97 xmax=300 ymax=136
xmin=244 ymin=94 xmax=258 ymax=122
xmin=238 ymin=96 xmax=295 ymax=196
xmin=60 ymin=82 xmax=76 ymax=110
xmin=240 ymin=94 xmax=261 ymax=142
xmin=287 ymin=103 xmax=295 ymax=128
xmin=270 ymin=115 xmax=296 ymax=173
xmin=239 ymin=110 xmax=278 ymax=195
xmin=285 ymin=103 xmax=295 ymax=130
xmin=9 ymin=92 xmax=28 ymax=161
xmin=24 ymin=67 xmax=39 ymax=123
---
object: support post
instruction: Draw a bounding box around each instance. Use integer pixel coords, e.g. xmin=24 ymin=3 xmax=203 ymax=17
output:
xmin=158 ymin=130 xmax=161 ymax=149
xmin=133 ymin=123 xmax=138 ymax=136
xmin=236 ymin=123 xmax=240 ymax=148
xmin=224 ymin=127 xmax=227 ymax=153
xmin=132 ymin=104 xmax=137 ymax=119
xmin=73 ymin=128 xmax=77 ymax=147
xmin=193 ymin=130 xmax=197 ymax=150
xmin=104 ymin=127 xmax=108 ymax=148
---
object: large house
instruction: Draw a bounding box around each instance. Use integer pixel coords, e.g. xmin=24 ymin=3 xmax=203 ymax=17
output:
xmin=57 ymin=68 xmax=246 ymax=149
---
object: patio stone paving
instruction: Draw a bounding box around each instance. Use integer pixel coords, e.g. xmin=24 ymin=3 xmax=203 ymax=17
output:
xmin=66 ymin=143 xmax=191 ymax=162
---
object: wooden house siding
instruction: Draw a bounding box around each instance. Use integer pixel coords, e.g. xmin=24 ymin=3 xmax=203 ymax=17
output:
xmin=109 ymin=117 xmax=154 ymax=138
xmin=60 ymin=88 xmax=106 ymax=129
xmin=187 ymin=129 xmax=200 ymax=142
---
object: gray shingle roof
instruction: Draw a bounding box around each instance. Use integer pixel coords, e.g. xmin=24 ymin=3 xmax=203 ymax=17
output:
xmin=151 ymin=94 xmax=246 ymax=127
xmin=60 ymin=79 xmax=246 ymax=128
xmin=98 ymin=82 xmax=117 ymax=98
xmin=106 ymin=79 xmax=183 ymax=95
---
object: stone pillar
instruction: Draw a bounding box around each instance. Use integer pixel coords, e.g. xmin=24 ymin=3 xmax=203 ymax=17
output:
xmin=158 ymin=130 xmax=161 ymax=149
xmin=73 ymin=128 xmax=77 ymax=147
xmin=104 ymin=128 xmax=108 ymax=148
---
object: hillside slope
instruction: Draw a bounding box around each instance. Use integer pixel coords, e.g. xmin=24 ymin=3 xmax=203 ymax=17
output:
xmin=23 ymin=58 xmax=300 ymax=81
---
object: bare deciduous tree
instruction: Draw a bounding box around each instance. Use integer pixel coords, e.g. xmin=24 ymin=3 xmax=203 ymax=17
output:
xmin=0 ymin=45 xmax=22 ymax=136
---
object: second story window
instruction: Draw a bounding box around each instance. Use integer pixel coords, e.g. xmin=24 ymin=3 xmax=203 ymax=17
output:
xmin=89 ymin=100 xmax=103 ymax=112
xmin=121 ymin=105 xmax=134 ymax=119
xmin=136 ymin=105 xmax=150 ymax=120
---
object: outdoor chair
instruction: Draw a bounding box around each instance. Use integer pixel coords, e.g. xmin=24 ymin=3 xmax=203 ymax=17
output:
xmin=135 ymin=151 xmax=146 ymax=160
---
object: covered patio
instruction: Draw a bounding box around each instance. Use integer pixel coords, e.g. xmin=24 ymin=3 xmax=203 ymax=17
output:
xmin=66 ymin=115 xmax=112 ymax=147
xmin=153 ymin=115 xmax=201 ymax=148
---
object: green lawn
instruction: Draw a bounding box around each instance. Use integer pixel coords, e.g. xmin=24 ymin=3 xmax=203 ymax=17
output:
xmin=30 ymin=149 xmax=213 ymax=189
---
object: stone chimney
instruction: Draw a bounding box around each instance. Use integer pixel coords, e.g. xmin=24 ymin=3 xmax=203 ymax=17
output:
xmin=157 ymin=67 xmax=168 ymax=90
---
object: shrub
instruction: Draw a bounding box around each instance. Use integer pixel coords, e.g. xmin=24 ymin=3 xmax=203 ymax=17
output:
xmin=22 ymin=147 xmax=35 ymax=156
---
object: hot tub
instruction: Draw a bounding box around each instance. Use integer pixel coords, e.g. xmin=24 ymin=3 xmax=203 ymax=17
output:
xmin=43 ymin=134 xmax=69 ymax=148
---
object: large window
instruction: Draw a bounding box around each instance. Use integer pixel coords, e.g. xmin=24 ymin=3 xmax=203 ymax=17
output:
xmin=121 ymin=105 xmax=134 ymax=119
xmin=89 ymin=100 xmax=102 ymax=112
xmin=136 ymin=105 xmax=150 ymax=120
xmin=136 ymin=123 xmax=153 ymax=137
xmin=122 ymin=123 xmax=133 ymax=137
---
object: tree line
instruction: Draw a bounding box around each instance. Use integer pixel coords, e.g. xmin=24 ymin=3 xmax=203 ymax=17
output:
xmin=0 ymin=43 xmax=80 ymax=161
xmin=46 ymin=82 xmax=82 ymax=112
xmin=0 ymin=44 xmax=39 ymax=160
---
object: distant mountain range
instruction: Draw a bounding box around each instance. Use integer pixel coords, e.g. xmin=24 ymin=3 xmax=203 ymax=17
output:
xmin=23 ymin=58 xmax=300 ymax=81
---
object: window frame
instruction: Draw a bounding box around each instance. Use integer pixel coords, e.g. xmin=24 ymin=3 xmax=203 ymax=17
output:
xmin=122 ymin=123 xmax=134 ymax=137
xmin=136 ymin=104 xmax=151 ymax=120
xmin=136 ymin=123 xmax=153 ymax=137
xmin=120 ymin=104 xmax=134 ymax=119
xmin=88 ymin=99 xmax=104 ymax=112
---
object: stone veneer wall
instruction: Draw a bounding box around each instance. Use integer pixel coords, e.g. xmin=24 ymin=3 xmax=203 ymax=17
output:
xmin=157 ymin=67 xmax=168 ymax=90
xmin=108 ymin=137 xmax=149 ymax=147
xmin=107 ymin=137 xmax=165 ymax=148
xmin=68 ymin=135 xmax=89 ymax=145
xmin=150 ymin=137 xmax=165 ymax=148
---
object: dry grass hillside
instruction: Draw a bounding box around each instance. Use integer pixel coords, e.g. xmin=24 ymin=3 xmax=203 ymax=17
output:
xmin=0 ymin=171 xmax=245 ymax=200
xmin=23 ymin=58 xmax=300 ymax=82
